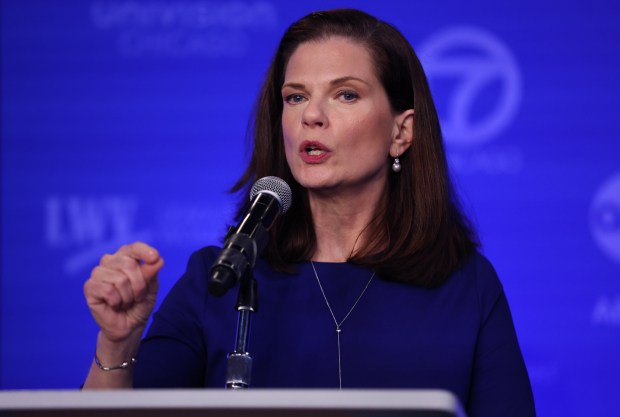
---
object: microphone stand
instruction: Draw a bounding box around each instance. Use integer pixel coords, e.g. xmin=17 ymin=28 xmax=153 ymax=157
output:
xmin=226 ymin=271 xmax=258 ymax=389
xmin=209 ymin=177 xmax=291 ymax=389
xmin=213 ymin=189 xmax=283 ymax=389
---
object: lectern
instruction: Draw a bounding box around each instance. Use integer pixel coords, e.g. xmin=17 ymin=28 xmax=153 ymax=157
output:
xmin=0 ymin=389 xmax=466 ymax=417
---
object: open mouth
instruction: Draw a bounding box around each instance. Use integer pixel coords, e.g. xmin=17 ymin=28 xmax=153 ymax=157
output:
xmin=305 ymin=144 xmax=325 ymax=156
xmin=299 ymin=141 xmax=330 ymax=162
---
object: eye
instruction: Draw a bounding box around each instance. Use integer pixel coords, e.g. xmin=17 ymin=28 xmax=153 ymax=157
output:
xmin=284 ymin=93 xmax=306 ymax=104
xmin=338 ymin=90 xmax=359 ymax=102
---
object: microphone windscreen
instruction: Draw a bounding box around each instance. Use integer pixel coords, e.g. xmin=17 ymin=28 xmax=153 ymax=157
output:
xmin=250 ymin=176 xmax=292 ymax=214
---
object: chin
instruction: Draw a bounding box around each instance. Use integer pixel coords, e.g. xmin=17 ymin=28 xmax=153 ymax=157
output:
xmin=300 ymin=179 xmax=336 ymax=191
xmin=295 ymin=174 xmax=338 ymax=192
xmin=291 ymin=166 xmax=330 ymax=186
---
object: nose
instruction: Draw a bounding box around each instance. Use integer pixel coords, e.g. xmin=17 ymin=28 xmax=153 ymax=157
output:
xmin=301 ymin=99 xmax=327 ymax=128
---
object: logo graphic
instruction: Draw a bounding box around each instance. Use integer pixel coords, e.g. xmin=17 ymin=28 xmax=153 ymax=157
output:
xmin=45 ymin=195 xmax=235 ymax=275
xmin=418 ymin=26 xmax=522 ymax=147
xmin=46 ymin=196 xmax=151 ymax=274
xmin=90 ymin=1 xmax=278 ymax=58
xmin=592 ymin=295 xmax=620 ymax=326
xmin=590 ymin=172 xmax=620 ymax=264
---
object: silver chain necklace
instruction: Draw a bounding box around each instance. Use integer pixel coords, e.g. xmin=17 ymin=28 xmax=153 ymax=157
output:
xmin=310 ymin=261 xmax=376 ymax=390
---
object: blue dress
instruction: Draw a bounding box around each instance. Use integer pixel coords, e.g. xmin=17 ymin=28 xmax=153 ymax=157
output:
xmin=134 ymin=246 xmax=536 ymax=417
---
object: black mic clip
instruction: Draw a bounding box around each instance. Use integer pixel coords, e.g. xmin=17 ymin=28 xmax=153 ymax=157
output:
xmin=208 ymin=176 xmax=291 ymax=297
xmin=209 ymin=224 xmax=266 ymax=297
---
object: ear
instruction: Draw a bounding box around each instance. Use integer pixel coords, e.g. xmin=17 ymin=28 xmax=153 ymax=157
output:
xmin=390 ymin=109 xmax=415 ymax=158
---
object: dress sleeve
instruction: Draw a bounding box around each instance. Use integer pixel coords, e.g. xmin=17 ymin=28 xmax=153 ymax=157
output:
xmin=466 ymin=255 xmax=536 ymax=417
xmin=133 ymin=249 xmax=211 ymax=388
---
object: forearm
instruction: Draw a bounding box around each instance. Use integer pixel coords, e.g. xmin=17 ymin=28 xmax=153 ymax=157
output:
xmin=82 ymin=330 xmax=143 ymax=389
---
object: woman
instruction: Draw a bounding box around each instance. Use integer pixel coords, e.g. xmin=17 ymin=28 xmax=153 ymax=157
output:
xmin=83 ymin=9 xmax=536 ymax=416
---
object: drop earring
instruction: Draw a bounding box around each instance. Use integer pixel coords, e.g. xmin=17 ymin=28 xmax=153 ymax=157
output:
xmin=392 ymin=154 xmax=402 ymax=173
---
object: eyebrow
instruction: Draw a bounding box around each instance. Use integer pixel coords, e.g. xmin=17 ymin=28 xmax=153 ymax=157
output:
xmin=282 ymin=76 xmax=370 ymax=90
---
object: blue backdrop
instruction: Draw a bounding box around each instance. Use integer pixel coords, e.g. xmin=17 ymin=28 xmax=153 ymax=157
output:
xmin=2 ymin=1 xmax=619 ymax=416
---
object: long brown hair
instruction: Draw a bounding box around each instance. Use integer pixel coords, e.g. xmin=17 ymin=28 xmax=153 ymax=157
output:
xmin=232 ymin=9 xmax=478 ymax=286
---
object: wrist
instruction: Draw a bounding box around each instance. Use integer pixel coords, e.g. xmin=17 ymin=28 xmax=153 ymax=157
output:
xmin=95 ymin=328 xmax=143 ymax=366
xmin=94 ymin=353 xmax=137 ymax=371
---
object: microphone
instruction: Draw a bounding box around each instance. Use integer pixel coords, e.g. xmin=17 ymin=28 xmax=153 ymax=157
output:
xmin=208 ymin=176 xmax=292 ymax=297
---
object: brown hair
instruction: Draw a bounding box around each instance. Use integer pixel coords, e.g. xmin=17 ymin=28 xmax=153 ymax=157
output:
xmin=232 ymin=9 xmax=478 ymax=286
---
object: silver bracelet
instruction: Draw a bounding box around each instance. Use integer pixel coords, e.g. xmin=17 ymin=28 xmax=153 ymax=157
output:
xmin=94 ymin=353 xmax=137 ymax=371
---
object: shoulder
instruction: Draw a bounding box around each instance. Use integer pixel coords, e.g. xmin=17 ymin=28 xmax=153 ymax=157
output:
xmin=450 ymin=250 xmax=505 ymax=318
xmin=185 ymin=245 xmax=222 ymax=270
xmin=162 ymin=245 xmax=223 ymax=301
xmin=153 ymin=245 xmax=237 ymax=321
xmin=464 ymin=250 xmax=502 ymax=288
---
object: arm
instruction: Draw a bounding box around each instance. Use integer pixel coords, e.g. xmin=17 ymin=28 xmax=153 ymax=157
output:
xmin=467 ymin=256 xmax=536 ymax=416
xmin=82 ymin=242 xmax=164 ymax=389
xmin=132 ymin=248 xmax=213 ymax=388
xmin=467 ymin=291 xmax=536 ymax=416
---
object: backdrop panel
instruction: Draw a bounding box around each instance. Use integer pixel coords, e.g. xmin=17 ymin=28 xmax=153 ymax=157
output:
xmin=2 ymin=1 xmax=619 ymax=416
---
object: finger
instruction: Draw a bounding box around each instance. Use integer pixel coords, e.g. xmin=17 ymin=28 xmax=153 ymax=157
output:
xmin=116 ymin=242 xmax=164 ymax=286
xmin=111 ymin=274 xmax=136 ymax=310
xmin=99 ymin=256 xmax=146 ymax=306
xmin=84 ymin=278 xmax=142 ymax=342
xmin=92 ymin=265 xmax=136 ymax=310
xmin=140 ymin=256 xmax=164 ymax=283
xmin=117 ymin=242 xmax=162 ymax=266
xmin=84 ymin=271 xmax=124 ymax=311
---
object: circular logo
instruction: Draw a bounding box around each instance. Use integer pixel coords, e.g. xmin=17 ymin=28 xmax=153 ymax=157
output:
xmin=418 ymin=26 xmax=522 ymax=147
xmin=590 ymin=172 xmax=620 ymax=263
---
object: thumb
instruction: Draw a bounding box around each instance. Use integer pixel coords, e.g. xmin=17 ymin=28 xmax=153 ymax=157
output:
xmin=141 ymin=256 xmax=164 ymax=281
xmin=120 ymin=241 xmax=164 ymax=280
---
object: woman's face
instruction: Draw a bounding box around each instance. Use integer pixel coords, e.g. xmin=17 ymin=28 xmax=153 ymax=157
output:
xmin=281 ymin=37 xmax=405 ymax=196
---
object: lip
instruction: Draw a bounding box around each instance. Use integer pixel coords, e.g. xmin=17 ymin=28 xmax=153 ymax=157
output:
xmin=299 ymin=140 xmax=332 ymax=163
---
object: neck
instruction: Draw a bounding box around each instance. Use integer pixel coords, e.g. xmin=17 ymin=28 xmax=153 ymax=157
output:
xmin=309 ymin=184 xmax=385 ymax=262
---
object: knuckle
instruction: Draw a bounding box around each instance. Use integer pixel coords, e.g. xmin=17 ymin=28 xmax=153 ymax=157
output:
xmin=119 ymin=256 xmax=140 ymax=273
xmin=89 ymin=265 xmax=104 ymax=279
xmin=99 ymin=253 xmax=113 ymax=265
xmin=102 ymin=285 xmax=116 ymax=298
xmin=83 ymin=279 xmax=93 ymax=295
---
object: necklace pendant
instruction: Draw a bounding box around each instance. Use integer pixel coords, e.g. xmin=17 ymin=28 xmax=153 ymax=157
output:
xmin=310 ymin=261 xmax=376 ymax=391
